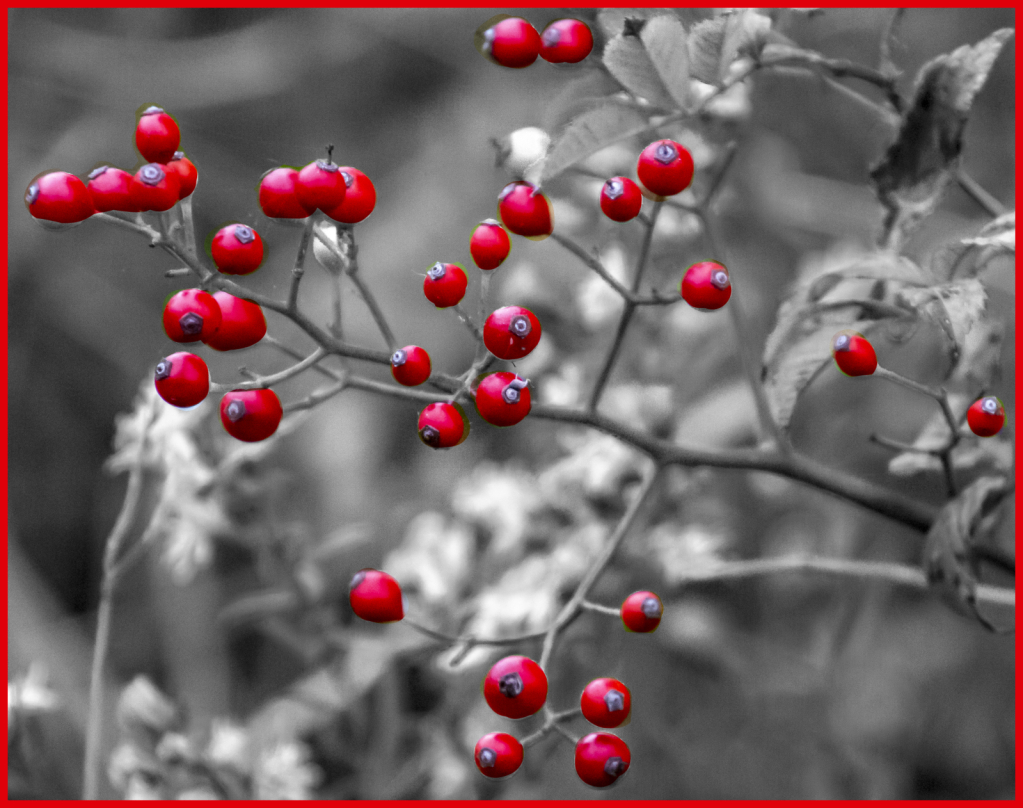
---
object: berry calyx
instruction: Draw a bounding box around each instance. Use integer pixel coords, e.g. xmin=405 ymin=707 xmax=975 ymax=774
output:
xmin=296 ymin=153 xmax=347 ymax=212
xmin=498 ymin=181 xmax=553 ymax=239
xmin=636 ymin=139 xmax=694 ymax=197
xmin=539 ymin=18 xmax=594 ymax=64
xmin=323 ymin=167 xmax=376 ymax=224
xmin=482 ymin=656 xmax=547 ymax=719
xmin=202 ymin=292 xmax=266 ymax=352
xmin=417 ymin=402 xmax=470 ymax=449
xmin=162 ymin=289 xmax=222 ymax=343
xmin=831 ymin=330 xmax=877 ymax=377
xmin=258 ymin=167 xmax=315 ymax=219
xmin=348 ymin=569 xmax=405 ymax=623
xmin=129 ymin=163 xmax=180 ymax=212
xmin=470 ymin=219 xmax=512 ymax=270
xmin=475 ymin=373 xmax=531 ymax=427
xmin=423 ymin=262 xmax=468 ymax=308
xmin=25 ymin=172 xmax=95 ymax=223
xmin=86 ymin=166 xmax=139 ymax=213
xmin=135 ymin=106 xmax=181 ymax=164
xmin=483 ymin=305 xmax=541 ymax=360
xmin=154 ymin=352 xmax=209 ymax=408
xmin=210 ymin=224 xmax=265 ymax=275
xmin=620 ymin=590 xmax=663 ymax=633
xmin=390 ymin=345 xmax=432 ymax=387
xmin=477 ymin=16 xmax=541 ymax=69
xmin=219 ymin=389 xmax=283 ymax=442
xmin=474 ymin=733 xmax=524 ymax=779
xmin=574 ymin=733 xmax=631 ymax=788
xmin=967 ymin=396 xmax=1005 ymax=437
xmin=600 ymin=177 xmax=643 ymax=222
xmin=166 ymin=152 xmax=198 ymax=199
xmin=580 ymin=678 xmax=631 ymax=728
xmin=681 ymin=260 xmax=731 ymax=310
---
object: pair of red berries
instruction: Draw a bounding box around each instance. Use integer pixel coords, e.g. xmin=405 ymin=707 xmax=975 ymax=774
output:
xmin=85 ymin=152 xmax=197 ymax=214
xmin=162 ymin=289 xmax=267 ymax=351
xmin=415 ymin=373 xmax=533 ymax=444
xmin=472 ymin=730 xmax=631 ymax=788
xmin=598 ymin=138 xmax=696 ymax=223
xmin=477 ymin=16 xmax=593 ymax=68
xmin=258 ymin=164 xmax=376 ymax=224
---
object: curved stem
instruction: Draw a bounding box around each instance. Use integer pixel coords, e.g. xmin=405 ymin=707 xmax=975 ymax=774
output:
xmin=873 ymin=365 xmax=958 ymax=437
xmin=452 ymin=302 xmax=483 ymax=343
xmin=401 ymin=616 xmax=547 ymax=647
xmin=210 ymin=347 xmax=327 ymax=393
xmin=287 ymin=217 xmax=315 ymax=312
xmin=580 ymin=600 xmax=621 ymax=617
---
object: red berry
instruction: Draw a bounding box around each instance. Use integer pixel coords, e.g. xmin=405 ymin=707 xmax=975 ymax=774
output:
xmin=296 ymin=159 xmax=347 ymax=212
xmin=475 ymin=372 xmax=531 ymax=427
xmin=474 ymin=733 xmax=524 ymax=779
xmin=323 ymin=167 xmax=376 ymax=224
xmin=202 ymin=292 xmax=266 ymax=352
xmin=470 ymin=219 xmax=512 ymax=270
xmin=478 ymin=16 xmax=541 ymax=68
xmin=831 ymin=330 xmax=877 ymax=377
xmin=539 ymin=18 xmax=593 ymax=63
xmin=580 ymin=678 xmax=631 ymax=729
xmin=417 ymin=402 xmax=470 ymax=449
xmin=483 ymin=305 xmax=541 ymax=360
xmin=967 ymin=396 xmax=1005 ymax=437
xmin=574 ymin=732 xmax=630 ymax=788
xmin=24 ymin=172 xmax=94 ymax=223
xmin=129 ymin=163 xmax=180 ymax=212
xmin=348 ymin=569 xmax=405 ymax=623
xmin=423 ymin=262 xmax=468 ymax=308
xmin=681 ymin=260 xmax=731 ymax=310
xmin=258 ymin=167 xmax=315 ymax=219
xmin=166 ymin=151 xmax=198 ymax=199
xmin=219 ymin=389 xmax=283 ymax=442
xmin=482 ymin=656 xmax=547 ymax=719
xmin=620 ymin=590 xmax=662 ymax=633
xmin=154 ymin=352 xmax=209 ymax=408
xmin=211 ymin=224 xmax=265 ymax=275
xmin=86 ymin=166 xmax=139 ymax=213
xmin=135 ymin=106 xmax=181 ymax=164
xmin=637 ymin=139 xmax=694 ymax=197
xmin=162 ymin=288 xmax=222 ymax=343
xmin=498 ymin=181 xmax=553 ymax=239
xmin=390 ymin=345 xmax=432 ymax=387
xmin=600 ymin=177 xmax=643 ymax=222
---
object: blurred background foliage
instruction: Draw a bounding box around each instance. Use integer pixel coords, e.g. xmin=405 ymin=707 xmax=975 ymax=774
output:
xmin=7 ymin=7 xmax=1015 ymax=799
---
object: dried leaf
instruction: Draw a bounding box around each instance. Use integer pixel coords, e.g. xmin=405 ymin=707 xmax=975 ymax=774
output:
xmin=640 ymin=15 xmax=691 ymax=109
xmin=541 ymin=103 xmax=647 ymax=184
xmin=898 ymin=278 xmax=987 ymax=375
xmin=603 ymin=31 xmax=675 ymax=107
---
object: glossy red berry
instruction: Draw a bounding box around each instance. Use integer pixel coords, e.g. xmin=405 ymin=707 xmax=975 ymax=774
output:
xmin=258 ymin=167 xmax=315 ymax=219
xmin=211 ymin=224 xmax=265 ymax=275
xmin=967 ymin=396 xmax=1005 ymax=437
xmin=202 ymin=292 xmax=266 ymax=352
xmin=417 ymin=402 xmax=470 ymax=449
xmin=831 ymin=330 xmax=877 ymax=377
xmin=475 ymin=373 xmax=531 ymax=427
xmin=390 ymin=346 xmax=432 ymax=387
xmin=620 ymin=590 xmax=662 ymax=633
xmin=681 ymin=260 xmax=731 ymax=310
xmin=483 ymin=306 xmax=541 ymax=360
xmin=154 ymin=352 xmax=209 ymax=408
xmin=580 ymin=678 xmax=631 ymax=729
xmin=166 ymin=152 xmax=198 ymax=199
xmin=296 ymin=159 xmax=347 ymax=212
xmin=482 ymin=656 xmax=547 ymax=719
xmin=539 ymin=18 xmax=593 ymax=63
xmin=498 ymin=181 xmax=553 ymax=239
xmin=423 ymin=262 xmax=468 ymax=308
xmin=348 ymin=569 xmax=405 ymax=623
xmin=478 ymin=16 xmax=541 ymax=68
xmin=323 ymin=167 xmax=376 ymax=224
xmin=637 ymin=139 xmax=694 ymax=197
xmin=575 ymin=733 xmax=631 ymax=788
xmin=600 ymin=177 xmax=643 ymax=222
xmin=474 ymin=733 xmax=524 ymax=779
xmin=129 ymin=163 xmax=180 ymax=212
xmin=470 ymin=219 xmax=512 ymax=270
xmin=219 ymin=389 xmax=283 ymax=442
xmin=86 ymin=166 xmax=139 ymax=213
xmin=162 ymin=289 xmax=222 ymax=343
xmin=135 ymin=106 xmax=180 ymax=164
xmin=25 ymin=172 xmax=94 ymax=223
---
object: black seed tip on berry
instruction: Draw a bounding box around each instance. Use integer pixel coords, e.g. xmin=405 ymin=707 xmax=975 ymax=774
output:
xmin=25 ymin=184 xmax=39 ymax=205
xmin=480 ymin=218 xmax=501 ymax=226
xmin=478 ymin=747 xmax=497 ymax=768
xmin=604 ymin=690 xmax=625 ymax=712
xmin=391 ymin=349 xmax=407 ymax=367
xmin=419 ymin=425 xmax=441 ymax=447
xmin=833 ymin=334 xmax=851 ymax=352
xmin=88 ymin=166 xmax=110 ymax=180
xmin=155 ymin=360 xmax=172 ymax=380
xmin=654 ymin=142 xmax=678 ymax=164
xmin=139 ymin=164 xmax=165 ymax=185
xmin=604 ymin=756 xmax=627 ymax=777
xmin=982 ymin=397 xmax=999 ymax=413
xmin=509 ymin=315 xmax=531 ymax=337
xmin=179 ymin=312 xmax=203 ymax=335
xmin=502 ymin=386 xmax=520 ymax=404
xmin=341 ymin=171 xmax=354 ymax=187
xmin=233 ymin=225 xmax=255 ymax=244
xmin=641 ymin=597 xmax=661 ymax=619
xmin=142 ymin=106 xmax=165 ymax=115
xmin=315 ymin=159 xmax=339 ymax=173
xmin=427 ymin=263 xmax=446 ymax=280
xmin=498 ymin=183 xmax=517 ymax=201
xmin=498 ymin=672 xmax=523 ymax=697
xmin=542 ymin=27 xmax=561 ymax=46
xmin=604 ymin=179 xmax=624 ymax=199
xmin=226 ymin=399 xmax=246 ymax=422
xmin=348 ymin=570 xmax=366 ymax=593
xmin=173 ymin=151 xmax=185 ymax=161
xmin=481 ymin=26 xmax=496 ymax=53
xmin=711 ymin=269 xmax=730 ymax=290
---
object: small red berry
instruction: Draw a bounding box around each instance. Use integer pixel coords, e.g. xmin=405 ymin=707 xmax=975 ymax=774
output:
xmin=162 ymin=289 xmax=222 ymax=343
xmin=417 ymin=402 xmax=470 ymax=449
xmin=135 ymin=106 xmax=181 ymax=164
xmin=600 ymin=177 xmax=643 ymax=222
xmin=323 ymin=167 xmax=376 ymax=224
xmin=637 ymin=139 xmax=694 ymax=197
xmin=348 ymin=569 xmax=405 ymax=623
xmin=470 ymin=219 xmax=512 ymax=270
xmin=25 ymin=172 xmax=94 ymax=223
xmin=477 ymin=16 xmax=541 ymax=69
xmin=580 ymin=678 xmax=631 ymax=729
xmin=831 ymin=330 xmax=877 ymax=377
xmin=475 ymin=373 xmax=531 ymax=427
xmin=390 ymin=346 xmax=432 ymax=387
xmin=202 ymin=292 xmax=266 ymax=352
xmin=620 ymin=591 xmax=662 ymax=633
xmin=474 ymin=733 xmax=524 ymax=779
xmin=483 ymin=305 xmax=541 ymax=360
xmin=423 ymin=262 xmax=468 ymax=308
xmin=211 ymin=224 xmax=265 ymax=275
xmin=166 ymin=151 xmax=198 ymax=199
xmin=539 ymin=18 xmax=593 ymax=64
xmin=681 ymin=260 xmax=731 ymax=310
xmin=86 ymin=166 xmax=139 ymax=213
xmin=258 ymin=167 xmax=315 ymax=219
xmin=498 ymin=181 xmax=553 ymax=239
xmin=129 ymin=163 xmax=180 ymax=212
xmin=219 ymin=389 xmax=283 ymax=442
xmin=967 ymin=396 xmax=1005 ymax=437
xmin=575 ymin=732 xmax=631 ymax=788
xmin=296 ymin=159 xmax=347 ymax=212
xmin=154 ymin=352 xmax=209 ymax=408
xmin=482 ymin=656 xmax=548 ymax=719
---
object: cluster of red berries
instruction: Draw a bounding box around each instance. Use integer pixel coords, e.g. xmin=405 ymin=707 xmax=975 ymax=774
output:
xmin=258 ymin=152 xmax=376 ymax=225
xmin=477 ymin=15 xmax=593 ymax=68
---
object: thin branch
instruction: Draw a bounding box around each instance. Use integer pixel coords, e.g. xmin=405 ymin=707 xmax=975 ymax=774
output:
xmin=873 ymin=365 xmax=958 ymax=438
xmin=452 ymin=302 xmax=483 ymax=342
xmin=210 ymin=347 xmax=327 ymax=393
xmin=287 ymin=216 xmax=315 ymax=313
xmin=401 ymin=616 xmax=547 ymax=647
xmin=956 ymin=169 xmax=1007 ymax=217
xmin=550 ymin=231 xmax=633 ymax=301
xmin=580 ymin=600 xmax=620 ymax=617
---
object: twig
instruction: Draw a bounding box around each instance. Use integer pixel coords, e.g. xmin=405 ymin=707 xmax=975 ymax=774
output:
xmin=287 ymin=216 xmax=315 ymax=313
xmin=452 ymin=302 xmax=483 ymax=342
xmin=550 ymin=231 xmax=633 ymax=301
xmin=210 ymin=347 xmax=327 ymax=393
xmin=956 ymin=169 xmax=1007 ymax=218
xmin=401 ymin=616 xmax=547 ymax=647
xmin=873 ymin=365 xmax=958 ymax=438
xmin=580 ymin=600 xmax=620 ymax=617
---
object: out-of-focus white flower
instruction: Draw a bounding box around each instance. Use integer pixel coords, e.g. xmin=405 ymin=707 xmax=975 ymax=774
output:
xmin=116 ymin=675 xmax=178 ymax=738
xmin=108 ymin=743 xmax=161 ymax=793
xmin=644 ymin=522 xmax=731 ymax=584
xmin=538 ymin=432 xmax=646 ymax=505
xmin=156 ymin=732 xmax=196 ymax=765
xmin=384 ymin=511 xmax=474 ymax=607
xmin=540 ymin=360 xmax=585 ymax=408
xmin=424 ymin=726 xmax=474 ymax=799
xmin=206 ymin=718 xmax=251 ymax=773
xmin=252 ymin=740 xmax=322 ymax=800
xmin=8 ymin=662 xmax=60 ymax=734
xmin=125 ymin=772 xmax=166 ymax=800
xmin=450 ymin=463 xmax=541 ymax=556
xmin=498 ymin=126 xmax=550 ymax=181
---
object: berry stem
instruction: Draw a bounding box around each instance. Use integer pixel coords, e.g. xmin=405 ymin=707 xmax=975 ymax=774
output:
xmin=287 ymin=216 xmax=315 ymax=313
xmin=209 ymin=347 xmax=327 ymax=393
xmin=401 ymin=615 xmax=548 ymax=647
xmin=521 ymin=708 xmax=584 ymax=748
xmin=179 ymin=195 xmax=198 ymax=259
xmin=452 ymin=302 xmax=483 ymax=342
xmin=954 ymin=168 xmax=1007 ymax=217
xmin=873 ymin=365 xmax=959 ymax=439
xmin=550 ymin=231 xmax=634 ymax=301
xmin=580 ymin=600 xmax=620 ymax=617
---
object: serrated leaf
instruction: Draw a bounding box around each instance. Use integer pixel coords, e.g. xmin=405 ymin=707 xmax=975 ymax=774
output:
xmin=640 ymin=15 xmax=690 ymax=109
xmin=603 ymin=31 xmax=675 ymax=107
xmin=688 ymin=9 xmax=772 ymax=85
xmin=899 ymin=278 xmax=987 ymax=374
xmin=932 ymin=211 xmax=1016 ymax=281
xmin=542 ymin=70 xmax=621 ymax=132
xmin=541 ymin=103 xmax=647 ymax=184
